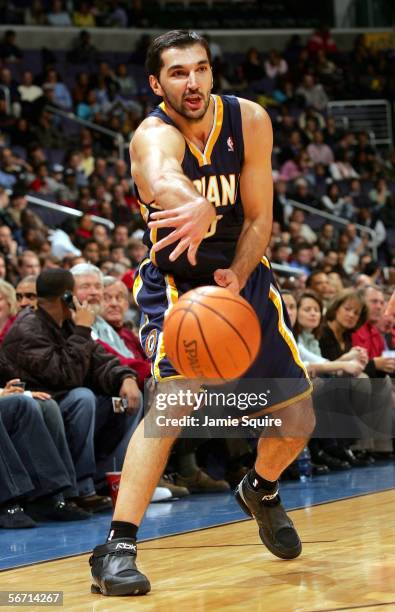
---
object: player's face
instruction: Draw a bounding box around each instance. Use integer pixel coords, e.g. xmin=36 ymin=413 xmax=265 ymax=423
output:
xmin=150 ymin=44 xmax=212 ymax=122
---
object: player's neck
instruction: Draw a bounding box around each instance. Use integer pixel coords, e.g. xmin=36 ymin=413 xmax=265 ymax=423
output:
xmin=167 ymin=96 xmax=215 ymax=153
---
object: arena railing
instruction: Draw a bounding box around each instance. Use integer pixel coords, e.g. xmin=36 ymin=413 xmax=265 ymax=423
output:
xmin=45 ymin=105 xmax=126 ymax=160
xmin=327 ymin=99 xmax=393 ymax=149
xmin=271 ymin=263 xmax=304 ymax=277
xmin=287 ymin=199 xmax=378 ymax=260
xmin=26 ymin=194 xmax=115 ymax=230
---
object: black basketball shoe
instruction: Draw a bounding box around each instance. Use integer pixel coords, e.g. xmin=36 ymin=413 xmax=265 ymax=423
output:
xmin=235 ymin=475 xmax=302 ymax=559
xmin=90 ymin=538 xmax=151 ymax=596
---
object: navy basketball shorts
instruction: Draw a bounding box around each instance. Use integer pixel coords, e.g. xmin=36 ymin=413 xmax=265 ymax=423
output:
xmin=133 ymin=256 xmax=312 ymax=416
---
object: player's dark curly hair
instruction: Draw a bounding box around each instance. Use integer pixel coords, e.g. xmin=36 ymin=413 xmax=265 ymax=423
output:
xmin=146 ymin=30 xmax=211 ymax=79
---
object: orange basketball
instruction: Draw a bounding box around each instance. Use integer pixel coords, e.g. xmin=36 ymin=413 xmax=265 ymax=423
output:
xmin=163 ymin=286 xmax=261 ymax=380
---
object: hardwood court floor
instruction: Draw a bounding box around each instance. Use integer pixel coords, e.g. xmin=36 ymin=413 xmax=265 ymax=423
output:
xmin=1 ymin=490 xmax=395 ymax=612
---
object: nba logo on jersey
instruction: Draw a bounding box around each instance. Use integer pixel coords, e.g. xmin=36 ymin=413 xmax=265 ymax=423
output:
xmin=227 ymin=136 xmax=234 ymax=152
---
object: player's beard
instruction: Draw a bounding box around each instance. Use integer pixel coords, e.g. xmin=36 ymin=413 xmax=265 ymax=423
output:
xmin=162 ymin=87 xmax=211 ymax=122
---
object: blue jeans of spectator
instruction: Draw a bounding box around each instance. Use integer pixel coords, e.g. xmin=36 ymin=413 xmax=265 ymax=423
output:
xmin=58 ymin=387 xmax=96 ymax=497
xmin=58 ymin=388 xmax=142 ymax=495
xmin=94 ymin=394 xmax=143 ymax=481
xmin=37 ymin=399 xmax=78 ymax=498
xmin=0 ymin=395 xmax=72 ymax=505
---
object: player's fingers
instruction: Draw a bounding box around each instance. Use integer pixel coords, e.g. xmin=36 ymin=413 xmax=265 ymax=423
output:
xmin=169 ymin=237 xmax=191 ymax=262
xmin=148 ymin=217 xmax=183 ymax=229
xmin=187 ymin=240 xmax=202 ymax=266
xmin=151 ymin=228 xmax=185 ymax=252
xmin=150 ymin=208 xmax=183 ymax=220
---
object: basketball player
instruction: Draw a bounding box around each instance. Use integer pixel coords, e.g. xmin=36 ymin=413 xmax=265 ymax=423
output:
xmin=90 ymin=30 xmax=315 ymax=596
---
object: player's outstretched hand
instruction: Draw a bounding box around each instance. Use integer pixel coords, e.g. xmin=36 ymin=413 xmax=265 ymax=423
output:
xmin=148 ymin=199 xmax=216 ymax=265
xmin=214 ymin=269 xmax=240 ymax=295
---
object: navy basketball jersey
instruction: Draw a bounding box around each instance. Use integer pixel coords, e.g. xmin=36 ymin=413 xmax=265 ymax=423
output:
xmin=139 ymin=94 xmax=245 ymax=281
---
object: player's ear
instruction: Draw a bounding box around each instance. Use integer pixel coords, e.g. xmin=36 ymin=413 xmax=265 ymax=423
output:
xmin=149 ymin=74 xmax=163 ymax=97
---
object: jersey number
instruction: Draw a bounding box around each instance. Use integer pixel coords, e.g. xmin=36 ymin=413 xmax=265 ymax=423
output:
xmin=204 ymin=214 xmax=223 ymax=239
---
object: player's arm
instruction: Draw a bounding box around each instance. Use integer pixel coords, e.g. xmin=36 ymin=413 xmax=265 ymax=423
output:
xmin=131 ymin=120 xmax=216 ymax=265
xmin=215 ymin=101 xmax=273 ymax=292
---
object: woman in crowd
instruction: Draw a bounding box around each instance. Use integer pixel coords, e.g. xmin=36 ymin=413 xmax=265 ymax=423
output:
xmin=322 ymin=289 xmax=394 ymax=459
xmin=293 ymin=290 xmax=373 ymax=469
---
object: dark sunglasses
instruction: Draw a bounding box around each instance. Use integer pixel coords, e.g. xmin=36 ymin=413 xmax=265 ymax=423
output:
xmin=16 ymin=292 xmax=37 ymax=301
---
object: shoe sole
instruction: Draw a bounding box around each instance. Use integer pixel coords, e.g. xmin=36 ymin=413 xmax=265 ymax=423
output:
xmin=91 ymin=579 xmax=151 ymax=597
xmin=235 ymin=486 xmax=302 ymax=560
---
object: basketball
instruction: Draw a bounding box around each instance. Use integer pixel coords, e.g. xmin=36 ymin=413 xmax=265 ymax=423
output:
xmin=163 ymin=286 xmax=261 ymax=380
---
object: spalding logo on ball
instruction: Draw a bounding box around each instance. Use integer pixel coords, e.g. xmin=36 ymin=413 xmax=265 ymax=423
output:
xmin=163 ymin=286 xmax=261 ymax=380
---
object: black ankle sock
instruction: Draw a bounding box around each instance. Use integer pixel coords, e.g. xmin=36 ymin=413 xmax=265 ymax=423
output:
xmin=248 ymin=468 xmax=278 ymax=493
xmin=107 ymin=521 xmax=138 ymax=542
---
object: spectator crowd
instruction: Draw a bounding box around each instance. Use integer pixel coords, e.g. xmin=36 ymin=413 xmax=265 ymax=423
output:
xmin=0 ymin=25 xmax=394 ymax=528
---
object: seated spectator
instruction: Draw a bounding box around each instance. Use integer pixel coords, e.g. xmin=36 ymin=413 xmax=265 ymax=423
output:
xmin=71 ymin=263 xmax=149 ymax=388
xmin=330 ymin=149 xmax=359 ymax=181
xmin=73 ymin=2 xmax=96 ymax=27
xmin=115 ymin=63 xmax=138 ymax=97
xmin=289 ymin=209 xmax=317 ymax=244
xmin=18 ymin=71 xmax=43 ymax=116
xmin=264 ymin=50 xmax=288 ymax=80
xmin=279 ymin=151 xmax=314 ymax=184
xmin=306 ymin=270 xmax=334 ymax=307
xmin=286 ymin=290 xmax=360 ymax=471
xmin=348 ymin=178 xmax=371 ymax=209
xmin=47 ymin=0 xmax=72 ymax=26
xmin=289 ymin=242 xmax=314 ymax=275
xmin=18 ymin=251 xmax=41 ymax=280
xmin=350 ymin=285 xmax=395 ymax=455
xmin=0 ymin=386 xmax=90 ymax=528
xmin=323 ymin=116 xmax=342 ymax=149
xmin=296 ymin=74 xmax=329 ymax=112
xmin=293 ymin=178 xmax=318 ymax=207
xmin=24 ymin=0 xmax=47 ymax=25
xmin=82 ymin=240 xmax=100 ymax=265
xmin=307 ymin=25 xmax=338 ymax=58
xmin=307 ymin=130 xmax=334 ymax=166
xmin=0 ymin=254 xmax=7 ymax=281
xmin=1 ymin=269 xmax=142 ymax=498
xmin=321 ymin=183 xmax=354 ymax=219
xmin=0 ymin=30 xmax=23 ymax=63
xmin=102 ymin=276 xmax=151 ymax=386
xmin=0 ymin=280 xmax=16 ymax=343
xmin=105 ymin=0 xmax=128 ymax=28
xmin=242 ymin=47 xmax=265 ymax=84
xmin=43 ymin=69 xmax=73 ymax=111
xmin=67 ymin=30 xmax=97 ymax=64
xmin=15 ymin=275 xmax=37 ymax=311
xmin=0 ymin=225 xmax=18 ymax=265
xmin=369 ymin=178 xmax=391 ymax=211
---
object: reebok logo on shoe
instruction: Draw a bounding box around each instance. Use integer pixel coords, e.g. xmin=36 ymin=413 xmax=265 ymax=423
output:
xmin=115 ymin=542 xmax=137 ymax=552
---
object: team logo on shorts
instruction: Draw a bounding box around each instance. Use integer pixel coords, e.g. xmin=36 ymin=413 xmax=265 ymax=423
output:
xmin=145 ymin=329 xmax=158 ymax=358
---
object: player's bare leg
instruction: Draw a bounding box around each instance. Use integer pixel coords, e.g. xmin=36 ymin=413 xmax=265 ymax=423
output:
xmin=235 ymin=396 xmax=315 ymax=559
xmin=90 ymin=379 xmax=201 ymax=596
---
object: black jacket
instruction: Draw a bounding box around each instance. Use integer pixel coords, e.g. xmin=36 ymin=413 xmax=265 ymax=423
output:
xmin=0 ymin=307 xmax=136 ymax=398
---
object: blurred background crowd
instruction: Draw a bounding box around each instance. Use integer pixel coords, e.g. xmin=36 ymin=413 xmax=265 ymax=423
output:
xmin=0 ymin=13 xmax=394 ymax=530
